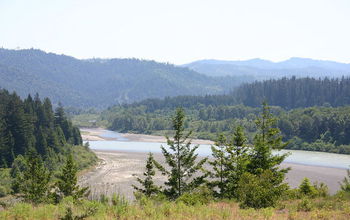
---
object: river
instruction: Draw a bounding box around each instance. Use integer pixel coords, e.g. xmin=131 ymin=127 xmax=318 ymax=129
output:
xmin=85 ymin=129 xmax=350 ymax=170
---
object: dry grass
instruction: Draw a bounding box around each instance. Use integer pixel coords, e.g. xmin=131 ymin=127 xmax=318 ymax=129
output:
xmin=1 ymin=196 xmax=350 ymax=220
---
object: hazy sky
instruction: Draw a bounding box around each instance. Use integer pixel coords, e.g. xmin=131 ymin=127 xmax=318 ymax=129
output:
xmin=1 ymin=0 xmax=349 ymax=64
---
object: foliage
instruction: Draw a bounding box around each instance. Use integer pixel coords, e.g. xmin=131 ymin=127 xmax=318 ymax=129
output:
xmin=55 ymin=154 xmax=89 ymax=202
xmin=132 ymin=153 xmax=160 ymax=197
xmin=208 ymin=126 xmax=249 ymax=199
xmin=154 ymin=108 xmax=208 ymax=199
xmin=237 ymin=170 xmax=289 ymax=209
xmin=0 ymin=168 xmax=11 ymax=197
xmin=2 ymin=195 xmax=350 ymax=219
xmin=13 ymin=149 xmax=52 ymax=204
xmin=340 ymin=169 xmax=350 ymax=192
xmin=0 ymin=90 xmax=82 ymax=168
xmin=175 ymin=186 xmax=213 ymax=206
xmin=298 ymin=178 xmax=318 ymax=198
xmin=103 ymin=89 xmax=350 ymax=154
xmin=297 ymin=198 xmax=313 ymax=212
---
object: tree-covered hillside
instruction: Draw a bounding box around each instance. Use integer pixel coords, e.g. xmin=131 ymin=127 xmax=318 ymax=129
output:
xmin=0 ymin=48 xmax=238 ymax=108
xmin=0 ymin=89 xmax=84 ymax=168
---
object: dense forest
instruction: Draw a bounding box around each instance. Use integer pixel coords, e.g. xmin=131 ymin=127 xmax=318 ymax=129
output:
xmin=0 ymin=48 xmax=239 ymax=108
xmin=108 ymin=77 xmax=350 ymax=111
xmin=235 ymin=77 xmax=350 ymax=108
xmin=0 ymin=89 xmax=83 ymax=168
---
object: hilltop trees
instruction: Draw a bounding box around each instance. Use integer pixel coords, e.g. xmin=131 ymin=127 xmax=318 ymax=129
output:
xmin=154 ymin=108 xmax=208 ymax=199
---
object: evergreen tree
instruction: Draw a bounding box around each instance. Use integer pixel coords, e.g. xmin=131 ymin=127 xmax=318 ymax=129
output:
xmin=133 ymin=153 xmax=160 ymax=197
xmin=247 ymin=102 xmax=289 ymax=175
xmin=239 ymin=102 xmax=289 ymax=208
xmin=14 ymin=149 xmax=51 ymax=204
xmin=55 ymin=154 xmax=89 ymax=201
xmin=208 ymin=133 xmax=229 ymax=198
xmin=154 ymin=108 xmax=208 ymax=199
xmin=226 ymin=126 xmax=249 ymax=198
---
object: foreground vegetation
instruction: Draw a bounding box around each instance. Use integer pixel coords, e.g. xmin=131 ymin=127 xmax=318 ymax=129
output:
xmin=2 ymin=102 xmax=350 ymax=219
xmin=2 ymin=193 xmax=350 ymax=220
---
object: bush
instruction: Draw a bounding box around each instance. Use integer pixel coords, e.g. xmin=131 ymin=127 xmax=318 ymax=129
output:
xmin=176 ymin=186 xmax=213 ymax=206
xmin=237 ymin=171 xmax=288 ymax=209
xmin=298 ymin=178 xmax=317 ymax=198
xmin=297 ymin=198 xmax=313 ymax=212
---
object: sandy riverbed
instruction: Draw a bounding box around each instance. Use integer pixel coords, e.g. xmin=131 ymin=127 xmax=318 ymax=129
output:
xmin=79 ymin=150 xmax=347 ymax=200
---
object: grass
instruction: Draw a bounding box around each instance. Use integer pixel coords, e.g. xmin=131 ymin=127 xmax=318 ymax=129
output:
xmin=1 ymin=194 xmax=350 ymax=220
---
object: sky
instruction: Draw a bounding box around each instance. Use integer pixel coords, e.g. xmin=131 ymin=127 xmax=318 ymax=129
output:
xmin=0 ymin=0 xmax=350 ymax=64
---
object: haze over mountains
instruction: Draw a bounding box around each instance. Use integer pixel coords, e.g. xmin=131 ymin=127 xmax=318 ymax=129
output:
xmin=1 ymin=48 xmax=349 ymax=108
xmin=0 ymin=48 xmax=235 ymax=108
xmin=184 ymin=58 xmax=350 ymax=80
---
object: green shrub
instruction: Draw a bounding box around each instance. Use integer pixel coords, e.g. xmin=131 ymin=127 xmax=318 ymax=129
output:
xmin=313 ymin=182 xmax=329 ymax=197
xmin=298 ymin=178 xmax=317 ymax=198
xmin=176 ymin=186 xmax=213 ymax=206
xmin=237 ymin=171 xmax=288 ymax=209
xmin=297 ymin=198 xmax=313 ymax=212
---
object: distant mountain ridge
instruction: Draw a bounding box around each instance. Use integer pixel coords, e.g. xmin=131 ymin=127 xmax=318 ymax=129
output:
xmin=184 ymin=58 xmax=350 ymax=78
xmin=0 ymin=48 xmax=236 ymax=108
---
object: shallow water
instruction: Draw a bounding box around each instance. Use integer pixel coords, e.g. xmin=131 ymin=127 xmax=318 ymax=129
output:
xmin=85 ymin=129 xmax=350 ymax=169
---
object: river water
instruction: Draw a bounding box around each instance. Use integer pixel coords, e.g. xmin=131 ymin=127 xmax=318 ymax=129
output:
xmin=86 ymin=129 xmax=350 ymax=170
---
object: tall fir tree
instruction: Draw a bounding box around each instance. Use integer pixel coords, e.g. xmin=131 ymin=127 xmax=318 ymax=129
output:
xmin=154 ymin=108 xmax=208 ymax=199
xmin=226 ymin=126 xmax=249 ymax=198
xmin=238 ymin=102 xmax=290 ymax=208
xmin=247 ymin=102 xmax=290 ymax=175
xmin=208 ymin=133 xmax=229 ymax=198
xmin=133 ymin=153 xmax=160 ymax=197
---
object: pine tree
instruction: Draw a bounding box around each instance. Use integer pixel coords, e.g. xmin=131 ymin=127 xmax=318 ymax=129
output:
xmin=226 ymin=126 xmax=249 ymax=198
xmin=247 ymin=102 xmax=289 ymax=175
xmin=15 ymin=149 xmax=51 ymax=204
xmin=154 ymin=108 xmax=208 ymax=199
xmin=55 ymin=154 xmax=89 ymax=201
xmin=132 ymin=153 xmax=160 ymax=197
xmin=208 ymin=133 xmax=228 ymax=198
xmin=239 ymin=102 xmax=290 ymax=208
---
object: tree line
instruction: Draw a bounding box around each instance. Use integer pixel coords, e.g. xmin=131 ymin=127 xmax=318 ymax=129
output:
xmin=105 ymin=77 xmax=350 ymax=112
xmin=104 ymin=103 xmax=350 ymax=154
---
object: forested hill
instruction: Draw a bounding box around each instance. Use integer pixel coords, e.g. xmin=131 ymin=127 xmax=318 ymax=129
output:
xmin=110 ymin=77 xmax=350 ymax=111
xmin=0 ymin=89 xmax=82 ymax=168
xmin=184 ymin=58 xmax=350 ymax=79
xmin=0 ymin=49 xmax=237 ymax=108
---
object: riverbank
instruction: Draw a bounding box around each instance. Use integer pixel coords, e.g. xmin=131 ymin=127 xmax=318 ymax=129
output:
xmin=79 ymin=150 xmax=347 ymax=201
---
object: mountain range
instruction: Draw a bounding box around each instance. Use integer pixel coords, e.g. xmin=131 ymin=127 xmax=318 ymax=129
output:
xmin=1 ymin=48 xmax=349 ymax=108
xmin=184 ymin=58 xmax=350 ymax=80
xmin=0 ymin=49 xmax=235 ymax=108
